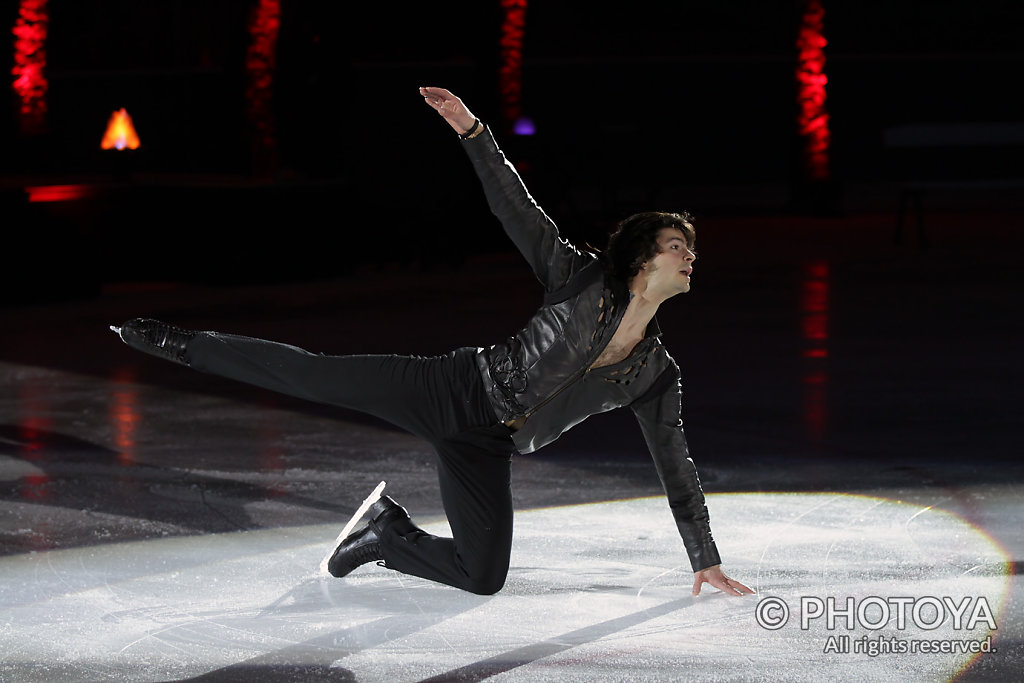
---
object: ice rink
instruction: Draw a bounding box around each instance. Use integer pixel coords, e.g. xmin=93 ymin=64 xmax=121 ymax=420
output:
xmin=1 ymin=214 xmax=1021 ymax=681
xmin=0 ymin=488 xmax=1014 ymax=681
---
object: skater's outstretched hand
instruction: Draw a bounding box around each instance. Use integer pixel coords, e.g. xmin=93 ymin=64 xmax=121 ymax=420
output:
xmin=420 ymin=86 xmax=479 ymax=135
xmin=692 ymin=565 xmax=755 ymax=597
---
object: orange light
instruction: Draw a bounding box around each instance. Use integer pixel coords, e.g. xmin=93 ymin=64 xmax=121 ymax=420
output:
xmin=100 ymin=108 xmax=141 ymax=150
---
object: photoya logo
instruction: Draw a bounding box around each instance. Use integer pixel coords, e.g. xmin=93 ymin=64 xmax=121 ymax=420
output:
xmin=755 ymin=596 xmax=997 ymax=632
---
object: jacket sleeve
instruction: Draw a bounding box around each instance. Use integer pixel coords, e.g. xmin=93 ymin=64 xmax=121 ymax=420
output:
xmin=461 ymin=125 xmax=591 ymax=292
xmin=630 ymin=359 xmax=722 ymax=572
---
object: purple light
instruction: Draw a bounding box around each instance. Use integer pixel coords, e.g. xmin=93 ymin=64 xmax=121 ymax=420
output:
xmin=513 ymin=117 xmax=535 ymax=136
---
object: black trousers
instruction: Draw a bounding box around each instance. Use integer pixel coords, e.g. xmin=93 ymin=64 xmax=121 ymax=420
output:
xmin=187 ymin=333 xmax=516 ymax=595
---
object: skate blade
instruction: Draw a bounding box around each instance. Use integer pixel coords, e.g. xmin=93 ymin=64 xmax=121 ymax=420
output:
xmin=319 ymin=480 xmax=386 ymax=575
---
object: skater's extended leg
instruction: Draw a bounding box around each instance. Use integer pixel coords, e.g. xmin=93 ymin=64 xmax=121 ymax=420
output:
xmin=184 ymin=331 xmax=483 ymax=439
xmin=114 ymin=320 xmax=488 ymax=440
xmin=186 ymin=329 xmax=518 ymax=593
xmin=117 ymin=320 xmax=520 ymax=594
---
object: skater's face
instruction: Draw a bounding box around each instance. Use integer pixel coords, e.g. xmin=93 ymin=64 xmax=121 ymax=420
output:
xmin=641 ymin=228 xmax=696 ymax=296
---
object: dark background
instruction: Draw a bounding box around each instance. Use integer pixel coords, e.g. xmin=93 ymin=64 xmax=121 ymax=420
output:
xmin=0 ymin=10 xmax=1021 ymax=676
xmin=2 ymin=0 xmax=1022 ymax=296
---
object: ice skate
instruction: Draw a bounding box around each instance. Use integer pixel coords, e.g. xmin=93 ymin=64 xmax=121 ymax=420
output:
xmin=321 ymin=481 xmax=413 ymax=577
xmin=111 ymin=318 xmax=196 ymax=366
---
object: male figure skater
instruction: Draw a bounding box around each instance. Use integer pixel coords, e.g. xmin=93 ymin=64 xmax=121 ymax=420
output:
xmin=113 ymin=86 xmax=753 ymax=598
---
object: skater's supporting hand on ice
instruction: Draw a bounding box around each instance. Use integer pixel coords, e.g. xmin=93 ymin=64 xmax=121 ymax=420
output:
xmin=692 ymin=564 xmax=754 ymax=597
xmin=420 ymin=86 xmax=481 ymax=137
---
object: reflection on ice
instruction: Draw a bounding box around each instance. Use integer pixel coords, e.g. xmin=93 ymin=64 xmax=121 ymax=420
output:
xmin=110 ymin=368 xmax=140 ymax=467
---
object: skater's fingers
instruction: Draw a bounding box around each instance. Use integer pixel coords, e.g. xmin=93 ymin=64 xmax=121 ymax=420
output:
xmin=420 ymin=86 xmax=456 ymax=100
xmin=712 ymin=575 xmax=753 ymax=596
xmin=419 ymin=86 xmax=470 ymax=117
xmin=692 ymin=565 xmax=753 ymax=597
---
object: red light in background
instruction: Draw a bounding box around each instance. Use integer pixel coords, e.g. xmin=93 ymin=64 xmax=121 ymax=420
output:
xmin=246 ymin=0 xmax=280 ymax=171
xmin=12 ymin=0 xmax=48 ymax=134
xmin=499 ymin=0 xmax=527 ymax=133
xmin=801 ymin=261 xmax=830 ymax=443
xmin=796 ymin=0 xmax=831 ymax=182
xmin=25 ymin=184 xmax=92 ymax=203
xmin=806 ymin=261 xmax=829 ymax=279
xmin=801 ymin=261 xmax=830 ymax=345
xmin=803 ymin=314 xmax=828 ymax=341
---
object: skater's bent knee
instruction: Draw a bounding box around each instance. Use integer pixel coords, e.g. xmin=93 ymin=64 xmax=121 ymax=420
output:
xmin=465 ymin=570 xmax=508 ymax=596
xmin=466 ymin=580 xmax=505 ymax=596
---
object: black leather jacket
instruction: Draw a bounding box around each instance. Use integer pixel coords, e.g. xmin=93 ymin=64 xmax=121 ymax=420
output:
xmin=463 ymin=126 xmax=721 ymax=572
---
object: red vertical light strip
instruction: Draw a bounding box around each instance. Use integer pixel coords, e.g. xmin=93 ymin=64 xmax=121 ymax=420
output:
xmin=499 ymin=0 xmax=527 ymax=132
xmin=11 ymin=0 xmax=48 ymax=134
xmin=796 ymin=0 xmax=830 ymax=182
xmin=801 ymin=260 xmax=830 ymax=444
xmin=245 ymin=0 xmax=280 ymax=170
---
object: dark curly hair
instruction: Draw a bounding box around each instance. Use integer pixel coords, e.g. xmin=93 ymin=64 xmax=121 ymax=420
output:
xmin=602 ymin=211 xmax=696 ymax=281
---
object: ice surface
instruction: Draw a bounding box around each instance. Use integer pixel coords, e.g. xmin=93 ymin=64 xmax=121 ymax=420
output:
xmin=2 ymin=232 xmax=1022 ymax=681
xmin=0 ymin=494 xmax=1010 ymax=682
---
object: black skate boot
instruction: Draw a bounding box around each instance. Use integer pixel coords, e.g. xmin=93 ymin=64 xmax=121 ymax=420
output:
xmin=327 ymin=495 xmax=411 ymax=578
xmin=111 ymin=318 xmax=196 ymax=366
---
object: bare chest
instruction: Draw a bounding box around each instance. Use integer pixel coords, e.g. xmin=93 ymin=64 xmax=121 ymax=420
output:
xmin=590 ymin=328 xmax=644 ymax=370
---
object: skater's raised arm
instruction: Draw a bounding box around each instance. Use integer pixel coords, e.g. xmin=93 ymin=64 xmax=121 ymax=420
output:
xmin=419 ymin=86 xmax=480 ymax=136
xmin=419 ymin=86 xmax=591 ymax=292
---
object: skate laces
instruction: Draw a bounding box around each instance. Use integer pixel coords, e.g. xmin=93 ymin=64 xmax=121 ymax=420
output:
xmin=349 ymin=540 xmax=382 ymax=567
